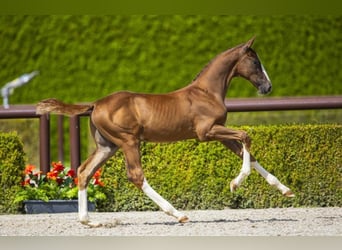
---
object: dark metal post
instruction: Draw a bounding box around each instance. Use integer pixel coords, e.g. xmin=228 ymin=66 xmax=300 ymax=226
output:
xmin=39 ymin=114 xmax=50 ymax=174
xmin=69 ymin=115 xmax=81 ymax=173
xmin=57 ymin=115 xmax=64 ymax=162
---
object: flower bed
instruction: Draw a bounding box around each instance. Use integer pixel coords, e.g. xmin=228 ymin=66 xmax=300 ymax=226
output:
xmin=15 ymin=162 xmax=106 ymax=213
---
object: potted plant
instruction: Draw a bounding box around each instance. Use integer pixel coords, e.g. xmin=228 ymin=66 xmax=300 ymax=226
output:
xmin=15 ymin=161 xmax=106 ymax=214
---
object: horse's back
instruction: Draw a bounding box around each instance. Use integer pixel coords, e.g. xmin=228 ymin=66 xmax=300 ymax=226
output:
xmin=91 ymin=90 xmax=197 ymax=142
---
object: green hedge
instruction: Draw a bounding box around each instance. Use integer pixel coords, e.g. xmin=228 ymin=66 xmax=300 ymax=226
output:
xmin=1 ymin=125 xmax=340 ymax=213
xmin=1 ymin=15 xmax=341 ymax=162
xmin=1 ymin=15 xmax=341 ymax=103
xmin=97 ymin=124 xmax=341 ymax=212
xmin=0 ymin=132 xmax=26 ymax=213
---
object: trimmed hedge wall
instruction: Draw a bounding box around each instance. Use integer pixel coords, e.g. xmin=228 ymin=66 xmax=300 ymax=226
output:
xmin=0 ymin=132 xmax=26 ymax=213
xmin=1 ymin=15 xmax=341 ymax=103
xmin=97 ymin=124 xmax=341 ymax=212
xmin=1 ymin=15 xmax=341 ymax=162
xmin=0 ymin=125 xmax=340 ymax=213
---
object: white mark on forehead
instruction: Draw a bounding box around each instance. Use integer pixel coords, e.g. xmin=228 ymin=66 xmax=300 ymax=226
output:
xmin=261 ymin=62 xmax=271 ymax=83
xmin=256 ymin=53 xmax=271 ymax=83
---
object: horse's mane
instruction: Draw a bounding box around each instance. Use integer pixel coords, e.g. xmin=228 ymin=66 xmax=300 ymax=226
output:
xmin=192 ymin=44 xmax=243 ymax=82
xmin=192 ymin=59 xmax=215 ymax=82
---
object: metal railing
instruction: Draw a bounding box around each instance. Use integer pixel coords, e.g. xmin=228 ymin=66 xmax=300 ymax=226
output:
xmin=224 ymin=96 xmax=342 ymax=111
xmin=0 ymin=95 xmax=341 ymax=174
xmin=0 ymin=105 xmax=51 ymax=173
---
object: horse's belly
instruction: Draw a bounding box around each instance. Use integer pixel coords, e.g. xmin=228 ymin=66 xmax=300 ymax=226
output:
xmin=141 ymin=126 xmax=196 ymax=142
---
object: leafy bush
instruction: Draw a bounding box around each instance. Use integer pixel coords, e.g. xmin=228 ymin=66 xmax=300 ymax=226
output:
xmin=98 ymin=124 xmax=341 ymax=211
xmin=0 ymin=132 xmax=26 ymax=213
xmin=0 ymin=119 xmax=40 ymax=167
xmin=1 ymin=16 xmax=341 ymax=103
xmin=1 ymin=125 xmax=340 ymax=213
xmin=0 ymin=15 xmax=341 ymax=162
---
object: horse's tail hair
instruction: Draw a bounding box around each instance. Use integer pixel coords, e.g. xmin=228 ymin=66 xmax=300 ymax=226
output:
xmin=36 ymin=98 xmax=93 ymax=116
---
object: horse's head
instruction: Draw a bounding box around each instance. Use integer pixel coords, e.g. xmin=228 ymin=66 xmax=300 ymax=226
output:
xmin=234 ymin=37 xmax=272 ymax=95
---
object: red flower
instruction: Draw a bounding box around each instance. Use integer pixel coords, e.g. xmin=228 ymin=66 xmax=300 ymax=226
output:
xmin=24 ymin=164 xmax=36 ymax=174
xmin=94 ymin=178 xmax=105 ymax=187
xmin=92 ymin=169 xmax=104 ymax=186
xmin=93 ymin=169 xmax=101 ymax=179
xmin=52 ymin=161 xmax=64 ymax=172
xmin=56 ymin=177 xmax=64 ymax=185
xmin=67 ymin=169 xmax=76 ymax=178
xmin=47 ymin=171 xmax=58 ymax=180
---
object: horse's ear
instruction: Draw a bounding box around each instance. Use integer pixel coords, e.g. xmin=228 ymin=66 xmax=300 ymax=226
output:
xmin=240 ymin=36 xmax=255 ymax=54
xmin=245 ymin=36 xmax=256 ymax=48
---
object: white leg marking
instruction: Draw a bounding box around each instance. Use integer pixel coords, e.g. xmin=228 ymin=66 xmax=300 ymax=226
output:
xmin=252 ymin=161 xmax=294 ymax=197
xmin=77 ymin=150 xmax=110 ymax=224
xmin=78 ymin=189 xmax=89 ymax=223
xmin=142 ymin=178 xmax=188 ymax=222
xmin=230 ymin=144 xmax=251 ymax=192
xmin=78 ymin=189 xmax=102 ymax=227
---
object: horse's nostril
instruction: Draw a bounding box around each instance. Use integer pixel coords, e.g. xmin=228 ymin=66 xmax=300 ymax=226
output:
xmin=267 ymin=85 xmax=272 ymax=93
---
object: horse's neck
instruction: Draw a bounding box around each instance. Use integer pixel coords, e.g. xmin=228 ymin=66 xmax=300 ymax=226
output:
xmin=191 ymin=48 xmax=241 ymax=100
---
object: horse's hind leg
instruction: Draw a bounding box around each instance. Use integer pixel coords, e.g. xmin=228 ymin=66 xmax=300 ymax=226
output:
xmin=121 ymin=141 xmax=189 ymax=223
xmin=77 ymin=128 xmax=118 ymax=227
xmin=222 ymin=140 xmax=294 ymax=197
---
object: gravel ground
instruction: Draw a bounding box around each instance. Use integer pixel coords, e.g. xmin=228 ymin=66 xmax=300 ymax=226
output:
xmin=0 ymin=207 xmax=341 ymax=236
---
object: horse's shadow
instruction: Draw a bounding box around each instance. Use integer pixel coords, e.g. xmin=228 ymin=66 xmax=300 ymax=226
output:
xmin=92 ymin=216 xmax=298 ymax=228
xmin=142 ymin=217 xmax=298 ymax=226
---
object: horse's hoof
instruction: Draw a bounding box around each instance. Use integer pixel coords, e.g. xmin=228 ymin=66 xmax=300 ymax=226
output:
xmin=283 ymin=190 xmax=295 ymax=197
xmin=82 ymin=221 xmax=103 ymax=228
xmin=178 ymin=216 xmax=189 ymax=223
xmin=230 ymin=180 xmax=238 ymax=192
xmin=79 ymin=214 xmax=90 ymax=224
xmin=80 ymin=219 xmax=89 ymax=225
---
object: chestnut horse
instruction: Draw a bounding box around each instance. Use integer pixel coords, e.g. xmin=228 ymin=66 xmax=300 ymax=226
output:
xmin=37 ymin=37 xmax=294 ymax=227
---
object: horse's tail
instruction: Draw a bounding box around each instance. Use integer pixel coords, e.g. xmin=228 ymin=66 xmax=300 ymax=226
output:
xmin=36 ymin=98 xmax=93 ymax=116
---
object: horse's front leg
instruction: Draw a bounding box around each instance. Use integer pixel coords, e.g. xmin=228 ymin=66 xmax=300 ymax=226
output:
xmin=206 ymin=125 xmax=294 ymax=197
xmin=230 ymin=143 xmax=251 ymax=192
xmin=252 ymin=161 xmax=294 ymax=197
xmin=121 ymin=142 xmax=189 ymax=223
xmin=205 ymin=125 xmax=253 ymax=191
xmin=222 ymin=139 xmax=295 ymax=197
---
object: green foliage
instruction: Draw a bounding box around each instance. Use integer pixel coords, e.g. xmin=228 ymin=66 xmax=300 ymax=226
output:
xmin=13 ymin=162 xmax=106 ymax=210
xmin=1 ymin=125 xmax=340 ymax=213
xmin=0 ymin=119 xmax=40 ymax=166
xmin=1 ymin=16 xmax=341 ymax=103
xmin=14 ymin=182 xmax=104 ymax=204
xmin=98 ymin=124 xmax=341 ymax=211
xmin=1 ymin=15 xmax=340 ymax=162
xmin=0 ymin=132 xmax=26 ymax=213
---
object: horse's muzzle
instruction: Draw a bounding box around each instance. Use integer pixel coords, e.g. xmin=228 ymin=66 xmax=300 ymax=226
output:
xmin=258 ymin=83 xmax=272 ymax=95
